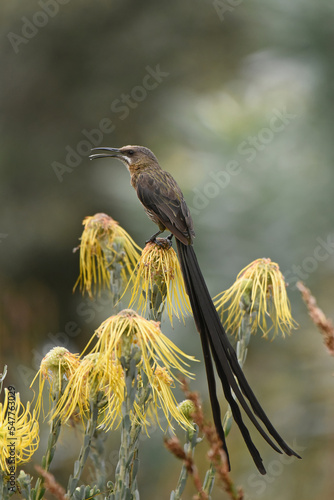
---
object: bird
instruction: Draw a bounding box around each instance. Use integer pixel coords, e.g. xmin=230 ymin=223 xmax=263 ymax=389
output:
xmin=89 ymin=145 xmax=300 ymax=474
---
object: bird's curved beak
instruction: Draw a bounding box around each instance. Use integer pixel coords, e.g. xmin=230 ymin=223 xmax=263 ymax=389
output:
xmin=89 ymin=147 xmax=123 ymax=160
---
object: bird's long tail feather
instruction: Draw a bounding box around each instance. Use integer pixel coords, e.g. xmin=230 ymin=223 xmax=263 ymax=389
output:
xmin=176 ymin=240 xmax=300 ymax=474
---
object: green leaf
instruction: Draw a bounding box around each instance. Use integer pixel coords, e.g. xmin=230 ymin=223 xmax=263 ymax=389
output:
xmin=123 ymin=414 xmax=131 ymax=432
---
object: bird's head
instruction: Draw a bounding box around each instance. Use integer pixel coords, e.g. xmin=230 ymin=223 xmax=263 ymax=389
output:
xmin=89 ymin=145 xmax=159 ymax=172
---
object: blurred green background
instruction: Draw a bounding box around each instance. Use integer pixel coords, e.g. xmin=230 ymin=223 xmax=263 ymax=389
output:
xmin=1 ymin=0 xmax=334 ymax=498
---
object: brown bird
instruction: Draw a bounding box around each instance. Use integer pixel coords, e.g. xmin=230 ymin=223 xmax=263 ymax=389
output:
xmin=89 ymin=145 xmax=300 ymax=474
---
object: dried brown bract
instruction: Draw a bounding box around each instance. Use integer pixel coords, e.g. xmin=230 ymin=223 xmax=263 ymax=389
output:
xmin=297 ymin=282 xmax=334 ymax=356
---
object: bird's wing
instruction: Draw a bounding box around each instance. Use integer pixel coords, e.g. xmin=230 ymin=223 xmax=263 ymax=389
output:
xmin=136 ymin=170 xmax=195 ymax=244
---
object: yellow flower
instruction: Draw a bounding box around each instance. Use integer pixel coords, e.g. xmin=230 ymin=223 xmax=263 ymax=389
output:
xmin=32 ymin=347 xmax=81 ymax=419
xmin=87 ymin=309 xmax=196 ymax=431
xmin=74 ymin=213 xmax=141 ymax=298
xmin=0 ymin=389 xmax=39 ymax=474
xmin=148 ymin=366 xmax=193 ymax=430
xmin=53 ymin=353 xmax=125 ymax=430
xmin=129 ymin=240 xmax=191 ymax=324
xmin=215 ymin=258 xmax=297 ymax=338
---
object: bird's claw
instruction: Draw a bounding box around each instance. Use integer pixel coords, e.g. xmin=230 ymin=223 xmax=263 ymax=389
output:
xmin=145 ymin=236 xmax=173 ymax=249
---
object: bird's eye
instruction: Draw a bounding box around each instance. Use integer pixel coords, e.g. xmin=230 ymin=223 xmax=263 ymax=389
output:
xmin=127 ymin=150 xmax=134 ymax=156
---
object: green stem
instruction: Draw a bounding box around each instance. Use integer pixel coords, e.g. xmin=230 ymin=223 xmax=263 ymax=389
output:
xmin=223 ymin=308 xmax=254 ymax=437
xmin=0 ymin=365 xmax=7 ymax=393
xmin=108 ymin=251 xmax=167 ymax=499
xmin=100 ymin=240 xmax=128 ymax=313
xmin=32 ymin=388 xmax=63 ymax=500
xmin=0 ymin=472 xmax=10 ymax=500
xmin=81 ymin=243 xmax=124 ymax=500
xmin=202 ymin=464 xmax=215 ymax=498
xmin=109 ymin=357 xmax=151 ymax=500
xmin=170 ymin=427 xmax=201 ymax=500
xmin=67 ymin=393 xmax=102 ymax=498
xmin=108 ymin=243 xmax=125 ymax=312
xmin=149 ymin=282 xmax=166 ymax=322
xmin=90 ymin=428 xmax=108 ymax=498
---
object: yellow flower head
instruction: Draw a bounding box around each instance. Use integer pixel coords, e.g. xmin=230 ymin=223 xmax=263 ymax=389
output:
xmin=87 ymin=309 xmax=196 ymax=431
xmin=0 ymin=389 xmax=39 ymax=474
xmin=53 ymin=353 xmax=125 ymax=430
xmin=146 ymin=367 xmax=194 ymax=431
xmin=129 ymin=240 xmax=191 ymax=324
xmin=215 ymin=258 xmax=298 ymax=338
xmin=32 ymin=347 xmax=80 ymax=418
xmin=74 ymin=213 xmax=141 ymax=298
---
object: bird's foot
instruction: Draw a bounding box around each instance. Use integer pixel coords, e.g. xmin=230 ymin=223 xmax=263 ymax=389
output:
xmin=145 ymin=230 xmax=163 ymax=245
xmin=146 ymin=236 xmax=173 ymax=249
xmin=145 ymin=232 xmax=173 ymax=249
xmin=155 ymin=237 xmax=173 ymax=249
